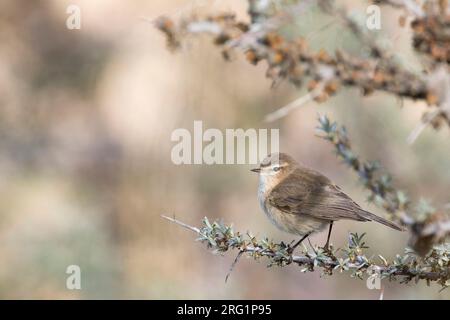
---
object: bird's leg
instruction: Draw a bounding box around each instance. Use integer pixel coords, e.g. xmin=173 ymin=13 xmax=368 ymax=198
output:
xmin=288 ymin=232 xmax=312 ymax=254
xmin=324 ymin=221 xmax=334 ymax=251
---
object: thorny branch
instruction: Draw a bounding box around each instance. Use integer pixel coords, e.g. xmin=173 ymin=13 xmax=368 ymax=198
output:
xmin=162 ymin=215 xmax=450 ymax=289
xmin=156 ymin=0 xmax=450 ymax=128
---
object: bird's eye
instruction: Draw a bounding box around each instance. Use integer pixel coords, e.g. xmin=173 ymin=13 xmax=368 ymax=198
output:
xmin=273 ymin=166 xmax=281 ymax=172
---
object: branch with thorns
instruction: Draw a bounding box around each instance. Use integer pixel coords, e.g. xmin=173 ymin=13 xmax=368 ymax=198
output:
xmin=162 ymin=215 xmax=450 ymax=289
xmin=155 ymin=0 xmax=450 ymax=130
xmin=317 ymin=115 xmax=450 ymax=255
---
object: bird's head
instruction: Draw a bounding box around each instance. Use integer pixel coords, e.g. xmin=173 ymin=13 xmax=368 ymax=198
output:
xmin=251 ymin=152 xmax=298 ymax=180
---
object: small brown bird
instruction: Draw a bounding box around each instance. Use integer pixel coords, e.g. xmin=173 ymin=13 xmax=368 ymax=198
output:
xmin=251 ymin=153 xmax=402 ymax=250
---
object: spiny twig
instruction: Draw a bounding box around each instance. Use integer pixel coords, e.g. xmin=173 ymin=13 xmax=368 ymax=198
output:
xmin=162 ymin=215 xmax=450 ymax=288
xmin=161 ymin=214 xmax=201 ymax=233
xmin=316 ymin=115 xmax=450 ymax=255
xmin=155 ymin=1 xmax=450 ymax=126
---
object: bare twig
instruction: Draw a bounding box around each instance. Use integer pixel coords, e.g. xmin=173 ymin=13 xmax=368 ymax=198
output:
xmin=225 ymin=250 xmax=244 ymax=283
xmin=407 ymin=109 xmax=441 ymax=144
xmin=264 ymin=88 xmax=321 ymax=122
xmin=161 ymin=214 xmax=201 ymax=234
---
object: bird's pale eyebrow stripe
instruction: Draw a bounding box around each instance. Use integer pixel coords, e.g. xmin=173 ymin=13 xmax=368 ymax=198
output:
xmin=260 ymin=162 xmax=285 ymax=168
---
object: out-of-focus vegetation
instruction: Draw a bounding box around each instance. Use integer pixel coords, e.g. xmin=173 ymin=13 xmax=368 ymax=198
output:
xmin=0 ymin=0 xmax=449 ymax=299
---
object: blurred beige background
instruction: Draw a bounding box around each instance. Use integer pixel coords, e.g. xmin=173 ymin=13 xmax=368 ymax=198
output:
xmin=0 ymin=0 xmax=449 ymax=299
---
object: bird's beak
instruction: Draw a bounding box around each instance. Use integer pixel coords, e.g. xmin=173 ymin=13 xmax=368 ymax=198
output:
xmin=250 ymin=168 xmax=261 ymax=173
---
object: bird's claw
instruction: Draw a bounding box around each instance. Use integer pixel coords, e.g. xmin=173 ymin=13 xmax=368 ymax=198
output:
xmin=322 ymin=244 xmax=333 ymax=255
xmin=286 ymin=244 xmax=295 ymax=255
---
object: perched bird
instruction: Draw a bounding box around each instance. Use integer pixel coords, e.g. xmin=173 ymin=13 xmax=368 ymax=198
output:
xmin=251 ymin=153 xmax=403 ymax=250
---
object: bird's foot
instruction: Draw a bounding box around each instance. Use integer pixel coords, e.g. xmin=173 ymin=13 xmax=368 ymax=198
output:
xmin=321 ymin=243 xmax=333 ymax=255
xmin=280 ymin=241 xmax=294 ymax=255
xmin=287 ymin=233 xmax=312 ymax=254
xmin=286 ymin=243 xmax=295 ymax=255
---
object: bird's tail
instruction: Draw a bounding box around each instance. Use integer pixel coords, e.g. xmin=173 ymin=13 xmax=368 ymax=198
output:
xmin=358 ymin=209 xmax=404 ymax=231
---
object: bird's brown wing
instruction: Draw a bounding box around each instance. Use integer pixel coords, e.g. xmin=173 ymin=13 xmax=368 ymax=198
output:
xmin=267 ymin=168 xmax=368 ymax=222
